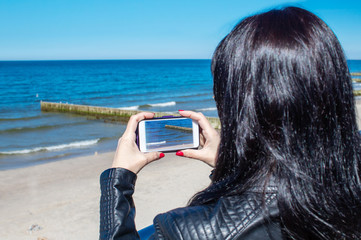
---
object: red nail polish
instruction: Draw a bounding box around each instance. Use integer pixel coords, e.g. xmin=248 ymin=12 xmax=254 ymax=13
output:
xmin=178 ymin=109 xmax=184 ymax=111
xmin=160 ymin=153 xmax=165 ymax=158
xmin=176 ymin=151 xmax=184 ymax=156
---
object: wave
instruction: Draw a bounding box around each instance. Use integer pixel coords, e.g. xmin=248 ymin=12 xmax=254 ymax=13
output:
xmin=0 ymin=139 xmax=100 ymax=155
xmin=147 ymin=101 xmax=176 ymax=107
xmin=119 ymin=101 xmax=177 ymax=110
xmin=177 ymin=92 xmax=211 ymax=99
xmin=147 ymin=141 xmax=166 ymax=146
xmin=118 ymin=105 xmax=140 ymax=110
xmin=88 ymin=96 xmax=112 ymax=100
xmin=0 ymin=122 xmax=87 ymax=134
xmin=0 ymin=115 xmax=42 ymax=122
xmin=196 ymin=107 xmax=217 ymax=111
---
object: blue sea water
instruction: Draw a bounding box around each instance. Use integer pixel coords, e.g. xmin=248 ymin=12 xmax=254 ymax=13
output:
xmin=0 ymin=59 xmax=360 ymax=170
xmin=0 ymin=60 xmax=215 ymax=170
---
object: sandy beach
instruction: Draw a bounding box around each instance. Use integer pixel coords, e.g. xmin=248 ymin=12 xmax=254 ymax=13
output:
xmin=0 ymin=152 xmax=212 ymax=240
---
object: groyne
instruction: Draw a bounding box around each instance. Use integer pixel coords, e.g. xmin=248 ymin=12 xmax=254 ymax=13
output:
xmin=40 ymin=101 xmax=221 ymax=129
xmin=165 ymin=125 xmax=192 ymax=132
xmin=41 ymin=100 xmax=361 ymax=130
xmin=351 ymin=71 xmax=361 ymax=96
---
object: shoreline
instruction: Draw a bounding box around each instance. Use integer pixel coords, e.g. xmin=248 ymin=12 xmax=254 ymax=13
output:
xmin=0 ymin=150 xmax=212 ymax=239
xmin=2 ymin=98 xmax=361 ymax=172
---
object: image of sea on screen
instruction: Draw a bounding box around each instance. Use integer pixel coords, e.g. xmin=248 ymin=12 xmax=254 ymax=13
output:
xmin=144 ymin=118 xmax=196 ymax=152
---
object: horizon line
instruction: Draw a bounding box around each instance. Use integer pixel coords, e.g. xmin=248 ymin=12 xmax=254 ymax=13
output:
xmin=1 ymin=58 xmax=361 ymax=62
xmin=0 ymin=58 xmax=213 ymax=62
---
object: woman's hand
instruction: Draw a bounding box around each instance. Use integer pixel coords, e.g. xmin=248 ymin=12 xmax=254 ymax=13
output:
xmin=177 ymin=110 xmax=220 ymax=168
xmin=111 ymin=112 xmax=164 ymax=174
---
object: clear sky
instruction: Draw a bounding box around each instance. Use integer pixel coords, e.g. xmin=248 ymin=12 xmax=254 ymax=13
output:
xmin=0 ymin=0 xmax=360 ymax=60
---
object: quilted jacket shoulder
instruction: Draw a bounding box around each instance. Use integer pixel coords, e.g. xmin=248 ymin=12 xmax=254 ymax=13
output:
xmin=151 ymin=187 xmax=282 ymax=240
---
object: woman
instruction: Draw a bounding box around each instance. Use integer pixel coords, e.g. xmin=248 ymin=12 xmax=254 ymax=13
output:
xmin=100 ymin=7 xmax=361 ymax=239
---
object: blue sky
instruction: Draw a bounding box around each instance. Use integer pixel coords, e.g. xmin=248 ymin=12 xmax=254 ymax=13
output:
xmin=0 ymin=0 xmax=360 ymax=60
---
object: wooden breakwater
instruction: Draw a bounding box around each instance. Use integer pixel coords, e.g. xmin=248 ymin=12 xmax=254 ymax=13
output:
xmin=40 ymin=101 xmax=221 ymax=129
xmin=41 ymin=100 xmax=361 ymax=130
xmin=165 ymin=125 xmax=192 ymax=132
xmin=352 ymin=72 xmax=361 ymax=97
xmin=352 ymin=72 xmax=361 ymax=87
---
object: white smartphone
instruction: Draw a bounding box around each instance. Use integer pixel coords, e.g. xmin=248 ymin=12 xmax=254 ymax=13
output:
xmin=136 ymin=117 xmax=199 ymax=153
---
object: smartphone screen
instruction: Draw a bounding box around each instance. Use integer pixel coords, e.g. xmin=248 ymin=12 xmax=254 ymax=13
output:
xmin=137 ymin=117 xmax=199 ymax=152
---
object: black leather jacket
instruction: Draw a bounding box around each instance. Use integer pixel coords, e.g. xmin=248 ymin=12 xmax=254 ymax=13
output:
xmin=100 ymin=168 xmax=283 ymax=240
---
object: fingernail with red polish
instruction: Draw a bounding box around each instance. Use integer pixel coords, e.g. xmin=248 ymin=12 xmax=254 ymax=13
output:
xmin=160 ymin=153 xmax=165 ymax=158
xmin=178 ymin=109 xmax=184 ymax=111
xmin=176 ymin=151 xmax=184 ymax=156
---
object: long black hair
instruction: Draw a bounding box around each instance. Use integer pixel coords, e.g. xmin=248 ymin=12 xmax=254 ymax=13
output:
xmin=190 ymin=7 xmax=361 ymax=239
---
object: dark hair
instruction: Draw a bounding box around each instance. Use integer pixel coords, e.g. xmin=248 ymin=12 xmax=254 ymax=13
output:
xmin=190 ymin=6 xmax=361 ymax=239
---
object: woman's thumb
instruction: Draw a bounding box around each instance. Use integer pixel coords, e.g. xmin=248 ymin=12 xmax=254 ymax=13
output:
xmin=177 ymin=149 xmax=203 ymax=160
xmin=145 ymin=152 xmax=165 ymax=163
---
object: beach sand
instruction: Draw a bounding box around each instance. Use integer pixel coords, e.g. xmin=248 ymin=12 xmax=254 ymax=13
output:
xmin=0 ymin=152 xmax=212 ymax=240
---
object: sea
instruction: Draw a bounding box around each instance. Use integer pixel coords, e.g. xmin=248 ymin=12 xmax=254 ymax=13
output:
xmin=1 ymin=59 xmax=361 ymax=170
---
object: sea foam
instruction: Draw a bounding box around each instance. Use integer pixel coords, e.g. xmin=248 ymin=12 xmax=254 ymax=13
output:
xmin=1 ymin=139 xmax=100 ymax=155
xmin=147 ymin=141 xmax=166 ymax=146
xmin=119 ymin=101 xmax=176 ymax=110
xmin=149 ymin=101 xmax=176 ymax=107
xmin=196 ymin=107 xmax=217 ymax=111
xmin=118 ymin=105 xmax=140 ymax=110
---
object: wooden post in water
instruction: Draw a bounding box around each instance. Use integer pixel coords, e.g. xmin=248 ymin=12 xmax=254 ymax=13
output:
xmin=40 ymin=101 xmax=221 ymax=129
